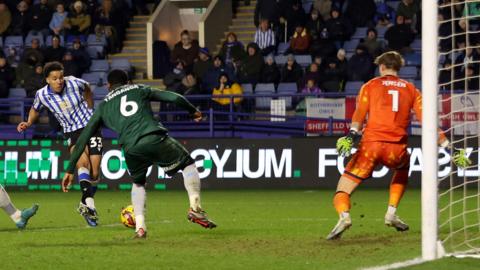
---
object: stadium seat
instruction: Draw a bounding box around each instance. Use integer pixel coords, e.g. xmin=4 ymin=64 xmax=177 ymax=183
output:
xmin=398 ymin=66 xmax=418 ymax=79
xmin=275 ymin=55 xmax=287 ymax=66
xmin=89 ymin=60 xmax=110 ymax=72
xmin=277 ymin=42 xmax=290 ymax=55
xmin=387 ymin=1 xmax=400 ymax=10
xmin=4 ymin=36 xmax=23 ymax=49
xmin=404 ymin=52 xmax=421 ymax=66
xmin=411 ymin=39 xmax=421 ymax=52
xmin=344 ymin=81 xmax=363 ymax=95
xmin=346 ymin=51 xmax=355 ymax=59
xmin=352 ymin=27 xmax=367 ymax=39
xmin=110 ymin=58 xmax=132 ymax=72
xmin=86 ymin=45 xmax=104 ymax=59
xmin=343 ymin=39 xmax=359 ymax=53
xmin=255 ymin=90 xmax=273 ymax=110
xmin=295 ymin=55 xmax=312 ymax=67
xmin=93 ymin=86 xmax=109 ymax=98
xmin=45 ymin=35 xmax=65 ymax=47
xmin=241 ymin=83 xmax=253 ymax=94
xmin=414 ymin=80 xmax=422 ymax=89
xmin=277 ymin=83 xmax=297 ymax=109
xmin=376 ymin=26 xmax=388 ymax=38
xmin=25 ymin=33 xmax=44 ymax=47
xmin=87 ymin=34 xmax=107 ymax=46
xmin=8 ymin=88 xmax=27 ymax=98
xmin=255 ymin=83 xmax=275 ymax=93
xmin=82 ymin=72 xmax=107 ymax=85
xmin=302 ymin=2 xmax=312 ymax=13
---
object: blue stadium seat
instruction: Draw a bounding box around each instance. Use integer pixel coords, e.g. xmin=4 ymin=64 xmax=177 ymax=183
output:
xmin=87 ymin=34 xmax=107 ymax=46
xmin=8 ymin=88 xmax=27 ymax=98
xmin=404 ymin=52 xmax=421 ymax=66
xmin=344 ymin=81 xmax=363 ymax=95
xmin=25 ymin=33 xmax=44 ymax=47
xmin=86 ymin=45 xmax=104 ymax=59
xmin=277 ymin=42 xmax=290 ymax=55
xmin=5 ymin=36 xmax=23 ymax=48
xmin=376 ymin=26 xmax=388 ymax=39
xmin=398 ymin=66 xmax=417 ymax=79
xmin=277 ymin=82 xmax=297 ymax=93
xmin=411 ymin=39 xmax=421 ymax=52
xmin=110 ymin=58 xmax=132 ymax=71
xmin=275 ymin=55 xmax=287 ymax=66
xmin=352 ymin=27 xmax=367 ymax=39
xmin=387 ymin=1 xmax=400 ymax=10
xmin=82 ymin=72 xmax=107 ymax=85
xmin=346 ymin=51 xmax=355 ymax=59
xmin=255 ymin=83 xmax=275 ymax=93
xmin=255 ymin=91 xmax=272 ymax=110
xmin=295 ymin=55 xmax=312 ymax=67
xmin=241 ymin=83 xmax=253 ymax=94
xmin=93 ymin=86 xmax=109 ymax=98
xmin=343 ymin=39 xmax=360 ymax=53
xmin=89 ymin=60 xmax=110 ymax=72
xmin=414 ymin=80 xmax=422 ymax=89
xmin=302 ymin=2 xmax=312 ymax=13
xmin=45 ymin=35 xmax=65 ymax=47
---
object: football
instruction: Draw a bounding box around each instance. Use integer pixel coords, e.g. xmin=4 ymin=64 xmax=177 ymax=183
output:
xmin=120 ymin=205 xmax=136 ymax=228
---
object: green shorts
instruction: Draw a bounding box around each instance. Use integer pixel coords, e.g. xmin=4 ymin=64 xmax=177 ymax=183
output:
xmin=124 ymin=134 xmax=194 ymax=184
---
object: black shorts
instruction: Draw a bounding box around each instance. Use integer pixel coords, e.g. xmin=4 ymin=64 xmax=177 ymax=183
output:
xmin=65 ymin=128 xmax=103 ymax=155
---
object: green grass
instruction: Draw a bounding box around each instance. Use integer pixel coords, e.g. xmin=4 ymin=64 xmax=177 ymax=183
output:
xmin=0 ymin=189 xmax=477 ymax=270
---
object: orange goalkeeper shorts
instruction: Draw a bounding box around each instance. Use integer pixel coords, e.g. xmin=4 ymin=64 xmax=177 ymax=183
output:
xmin=343 ymin=141 xmax=410 ymax=183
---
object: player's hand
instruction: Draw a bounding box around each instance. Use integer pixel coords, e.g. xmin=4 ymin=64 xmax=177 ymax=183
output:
xmin=193 ymin=111 xmax=202 ymax=122
xmin=17 ymin=122 xmax=30 ymax=133
xmin=62 ymin=173 xmax=74 ymax=192
xmin=451 ymin=148 xmax=472 ymax=169
xmin=336 ymin=136 xmax=354 ymax=157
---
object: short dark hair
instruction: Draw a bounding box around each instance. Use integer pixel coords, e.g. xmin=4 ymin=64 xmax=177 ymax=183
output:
xmin=374 ymin=51 xmax=405 ymax=72
xmin=43 ymin=61 xmax=64 ymax=78
xmin=107 ymin=69 xmax=128 ymax=86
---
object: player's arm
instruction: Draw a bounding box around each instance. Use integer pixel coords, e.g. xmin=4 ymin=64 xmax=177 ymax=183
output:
xmin=149 ymin=88 xmax=202 ymax=121
xmin=337 ymin=85 xmax=369 ymax=157
xmin=62 ymin=111 xmax=103 ymax=192
xmin=83 ymin=85 xmax=94 ymax=109
xmin=17 ymin=92 xmax=43 ymax=132
xmin=413 ymin=89 xmax=471 ymax=168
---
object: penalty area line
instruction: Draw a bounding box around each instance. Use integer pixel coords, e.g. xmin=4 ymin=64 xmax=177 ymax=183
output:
xmin=358 ymin=257 xmax=424 ymax=270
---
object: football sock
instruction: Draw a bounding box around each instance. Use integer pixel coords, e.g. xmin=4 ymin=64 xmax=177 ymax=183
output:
xmin=78 ymin=168 xmax=95 ymax=209
xmin=0 ymin=185 xmax=21 ymax=223
xmin=131 ymin=183 xmax=146 ymax=232
xmin=182 ymin=164 xmax=201 ymax=211
xmin=333 ymin=191 xmax=351 ymax=215
xmin=388 ymin=169 xmax=408 ymax=208
xmin=386 ymin=205 xmax=397 ymax=216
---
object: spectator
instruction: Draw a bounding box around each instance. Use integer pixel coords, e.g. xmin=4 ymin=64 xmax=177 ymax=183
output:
xmin=439 ymin=13 xmax=454 ymax=53
xmin=237 ymin=42 xmax=263 ymax=84
xmin=306 ymin=9 xmax=324 ymax=45
xmin=260 ymin=54 xmax=280 ymax=85
xmin=22 ymin=38 xmax=44 ymax=65
xmin=302 ymin=63 xmax=324 ymax=88
xmin=301 ymin=78 xmax=322 ymax=94
xmin=15 ymin=52 xmax=37 ymax=87
xmin=202 ymin=55 xmax=236 ymax=92
xmin=460 ymin=1 xmax=480 ymax=27
xmin=396 ymin=0 xmax=419 ymax=31
xmin=0 ymin=2 xmax=11 ymax=37
xmin=212 ymin=72 xmax=243 ymax=106
xmin=454 ymin=65 xmax=479 ymax=91
xmin=281 ymin=54 xmax=303 ymax=84
xmin=374 ymin=1 xmax=395 ymax=28
xmin=10 ymin=1 xmax=31 ymax=36
xmin=311 ymin=26 xmax=337 ymax=58
xmin=282 ymin=0 xmax=307 ymax=39
xmin=439 ymin=59 xmax=454 ymax=91
xmin=62 ymin=51 xmax=81 ymax=77
xmin=219 ymin=32 xmax=245 ymax=67
xmin=254 ymin=0 xmax=281 ymax=27
xmin=70 ymin=38 xmax=91 ymax=75
xmin=0 ymin=55 xmax=15 ymax=98
xmin=63 ymin=1 xmax=91 ymax=41
xmin=6 ymin=47 xmax=20 ymax=68
xmin=49 ymin=3 xmax=68 ymax=36
xmin=347 ymin=44 xmax=374 ymax=82
xmin=336 ymin=48 xmax=348 ymax=82
xmin=254 ymin=18 xmax=276 ymax=56
xmin=344 ymin=0 xmax=376 ymax=27
xmin=171 ymin=30 xmax=200 ymax=72
xmin=360 ymin=28 xmax=384 ymax=58
xmin=385 ymin=15 xmax=415 ymax=53
xmin=164 ymin=60 xmax=187 ymax=92
xmin=322 ymin=57 xmax=344 ymax=92
xmin=325 ymin=8 xmax=353 ymax=49
xmin=193 ymin=47 xmax=213 ymax=91
xmin=313 ymin=0 xmax=332 ymax=21
xmin=24 ymin=63 xmax=44 ymax=98
xmin=43 ymin=35 xmax=66 ymax=62
xmin=289 ymin=24 xmax=311 ymax=54
xmin=84 ymin=0 xmax=99 ymax=17
xmin=177 ymin=73 xmax=199 ymax=95
xmin=29 ymin=0 xmax=52 ymax=37
xmin=454 ymin=47 xmax=479 ymax=78
xmin=94 ymin=0 xmax=121 ymax=53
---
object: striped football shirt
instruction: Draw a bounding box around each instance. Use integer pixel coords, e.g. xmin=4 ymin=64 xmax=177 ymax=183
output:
xmin=32 ymin=76 xmax=93 ymax=133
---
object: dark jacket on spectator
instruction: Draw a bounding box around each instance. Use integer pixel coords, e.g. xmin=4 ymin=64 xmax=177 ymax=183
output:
xmin=21 ymin=47 xmax=44 ymax=65
xmin=282 ymin=1 xmax=307 ymax=38
xmin=325 ymin=10 xmax=352 ymax=42
xmin=305 ymin=12 xmax=324 ymax=42
xmin=385 ymin=22 xmax=415 ymax=51
xmin=43 ymin=45 xmax=66 ymax=63
xmin=24 ymin=68 xmax=44 ymax=98
xmin=347 ymin=45 xmax=374 ymax=82
xmin=63 ymin=57 xmax=81 ymax=78
xmin=193 ymin=58 xmax=213 ymax=82
xmin=237 ymin=43 xmax=263 ymax=84
xmin=260 ymin=60 xmax=280 ymax=84
xmin=171 ymin=39 xmax=200 ymax=71
xmin=254 ymin=0 xmax=281 ymax=26
xmin=10 ymin=5 xmax=31 ymax=36
xmin=71 ymin=46 xmax=91 ymax=74
xmin=164 ymin=68 xmax=186 ymax=92
xmin=321 ymin=59 xmax=344 ymax=92
xmin=344 ymin=0 xmax=376 ymax=27
xmin=30 ymin=2 xmax=52 ymax=31
xmin=202 ymin=64 xmax=236 ymax=92
xmin=0 ymin=60 xmax=15 ymax=98
xmin=219 ymin=41 xmax=245 ymax=66
xmin=281 ymin=61 xmax=303 ymax=84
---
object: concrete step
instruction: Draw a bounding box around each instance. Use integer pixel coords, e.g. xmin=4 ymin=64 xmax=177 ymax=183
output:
xmin=127 ymin=27 xmax=147 ymax=33
xmin=133 ymin=79 xmax=164 ymax=88
xmin=126 ymin=33 xmax=147 ymax=41
xmin=238 ymin=5 xmax=254 ymax=11
xmin=229 ymin=24 xmax=256 ymax=31
xmin=124 ymin=40 xmax=147 ymax=45
xmin=110 ymin=53 xmax=146 ymax=60
xmin=236 ymin=12 xmax=254 ymax=17
xmin=133 ymin=15 xmax=150 ymax=21
xmin=121 ymin=46 xmax=147 ymax=53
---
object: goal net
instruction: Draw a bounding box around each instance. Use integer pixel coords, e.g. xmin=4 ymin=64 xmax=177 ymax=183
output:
xmin=425 ymin=0 xmax=480 ymax=259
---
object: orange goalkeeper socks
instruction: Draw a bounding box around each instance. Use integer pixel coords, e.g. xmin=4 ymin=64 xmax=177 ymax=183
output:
xmin=333 ymin=192 xmax=351 ymax=214
xmin=388 ymin=170 xmax=408 ymax=208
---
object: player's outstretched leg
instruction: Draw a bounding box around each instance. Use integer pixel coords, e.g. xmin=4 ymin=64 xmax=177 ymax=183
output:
xmin=0 ymin=185 xmax=39 ymax=229
xmin=182 ymin=164 xmax=217 ymax=229
xmin=77 ymin=168 xmax=98 ymax=227
xmin=131 ymin=183 xmax=147 ymax=239
xmin=385 ymin=169 xmax=409 ymax=232
xmin=327 ymin=191 xmax=352 ymax=240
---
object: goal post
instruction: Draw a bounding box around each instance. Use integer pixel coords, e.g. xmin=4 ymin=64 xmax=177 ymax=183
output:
xmin=421 ymin=0 xmax=440 ymax=261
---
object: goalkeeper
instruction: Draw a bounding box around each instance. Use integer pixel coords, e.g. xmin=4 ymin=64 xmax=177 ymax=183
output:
xmin=62 ymin=70 xmax=216 ymax=238
xmin=327 ymin=51 xmax=471 ymax=240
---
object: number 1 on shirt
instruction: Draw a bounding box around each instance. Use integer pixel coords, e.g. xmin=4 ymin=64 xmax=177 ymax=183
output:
xmin=388 ymin=90 xmax=399 ymax=112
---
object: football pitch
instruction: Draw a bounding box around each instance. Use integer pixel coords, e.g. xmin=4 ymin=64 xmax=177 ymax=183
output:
xmin=0 ymin=189 xmax=477 ymax=270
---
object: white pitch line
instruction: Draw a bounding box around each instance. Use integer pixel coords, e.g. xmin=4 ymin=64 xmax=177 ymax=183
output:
xmin=358 ymin=258 xmax=424 ymax=270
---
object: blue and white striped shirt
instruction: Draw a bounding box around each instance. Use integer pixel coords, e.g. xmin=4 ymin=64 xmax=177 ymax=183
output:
xmin=33 ymin=76 xmax=93 ymax=133
xmin=254 ymin=29 xmax=276 ymax=50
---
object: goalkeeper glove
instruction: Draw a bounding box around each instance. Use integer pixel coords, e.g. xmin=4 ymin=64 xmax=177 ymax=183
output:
xmin=336 ymin=129 xmax=361 ymax=157
xmin=448 ymin=146 xmax=472 ymax=169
